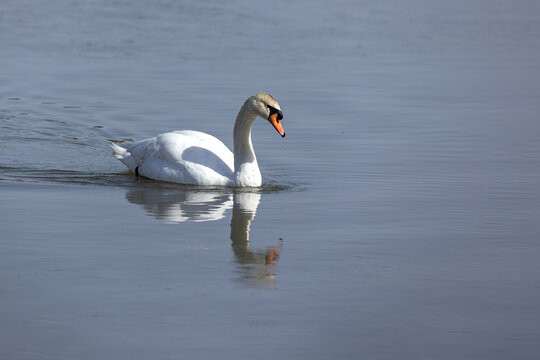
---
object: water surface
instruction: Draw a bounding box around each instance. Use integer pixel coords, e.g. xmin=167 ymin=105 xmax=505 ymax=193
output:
xmin=2 ymin=1 xmax=540 ymax=359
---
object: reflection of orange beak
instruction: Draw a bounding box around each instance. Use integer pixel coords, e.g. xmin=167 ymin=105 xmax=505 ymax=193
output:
xmin=268 ymin=113 xmax=286 ymax=137
xmin=265 ymin=244 xmax=282 ymax=265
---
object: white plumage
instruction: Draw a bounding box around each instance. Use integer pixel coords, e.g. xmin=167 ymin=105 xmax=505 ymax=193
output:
xmin=110 ymin=92 xmax=285 ymax=187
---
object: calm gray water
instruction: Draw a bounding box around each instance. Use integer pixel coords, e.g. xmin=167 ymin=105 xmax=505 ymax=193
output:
xmin=2 ymin=1 xmax=540 ymax=359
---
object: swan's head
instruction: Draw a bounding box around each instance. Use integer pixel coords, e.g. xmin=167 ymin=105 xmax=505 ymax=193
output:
xmin=249 ymin=92 xmax=285 ymax=137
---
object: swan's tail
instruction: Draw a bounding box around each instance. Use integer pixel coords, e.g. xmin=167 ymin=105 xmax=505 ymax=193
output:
xmin=109 ymin=143 xmax=137 ymax=172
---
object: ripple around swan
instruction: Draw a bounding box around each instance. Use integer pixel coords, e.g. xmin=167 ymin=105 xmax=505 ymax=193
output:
xmin=0 ymin=165 xmax=305 ymax=193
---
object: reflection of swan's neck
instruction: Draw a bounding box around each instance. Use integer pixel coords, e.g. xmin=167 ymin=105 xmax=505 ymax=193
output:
xmin=233 ymin=102 xmax=260 ymax=186
xmin=230 ymin=192 xmax=261 ymax=260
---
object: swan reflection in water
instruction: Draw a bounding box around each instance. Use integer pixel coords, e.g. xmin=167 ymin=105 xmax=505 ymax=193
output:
xmin=125 ymin=186 xmax=282 ymax=287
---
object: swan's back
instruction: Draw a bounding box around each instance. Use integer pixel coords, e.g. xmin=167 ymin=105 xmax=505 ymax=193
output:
xmin=113 ymin=130 xmax=235 ymax=186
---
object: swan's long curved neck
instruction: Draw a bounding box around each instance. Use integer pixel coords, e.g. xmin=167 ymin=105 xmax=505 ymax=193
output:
xmin=233 ymin=102 xmax=261 ymax=186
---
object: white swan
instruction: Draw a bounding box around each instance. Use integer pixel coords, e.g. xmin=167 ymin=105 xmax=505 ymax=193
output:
xmin=110 ymin=92 xmax=285 ymax=187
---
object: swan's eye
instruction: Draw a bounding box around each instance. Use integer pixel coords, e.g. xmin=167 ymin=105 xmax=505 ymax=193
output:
xmin=267 ymin=105 xmax=283 ymax=121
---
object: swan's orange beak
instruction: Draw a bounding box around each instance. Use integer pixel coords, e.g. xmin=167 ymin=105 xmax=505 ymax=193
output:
xmin=268 ymin=112 xmax=286 ymax=137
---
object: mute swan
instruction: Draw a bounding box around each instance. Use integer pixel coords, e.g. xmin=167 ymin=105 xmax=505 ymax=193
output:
xmin=110 ymin=92 xmax=285 ymax=187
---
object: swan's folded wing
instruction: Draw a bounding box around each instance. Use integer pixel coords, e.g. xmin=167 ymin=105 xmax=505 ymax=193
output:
xmin=167 ymin=131 xmax=234 ymax=171
xmin=118 ymin=131 xmax=234 ymax=185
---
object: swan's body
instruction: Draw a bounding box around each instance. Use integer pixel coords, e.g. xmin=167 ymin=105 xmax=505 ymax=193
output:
xmin=110 ymin=92 xmax=285 ymax=187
